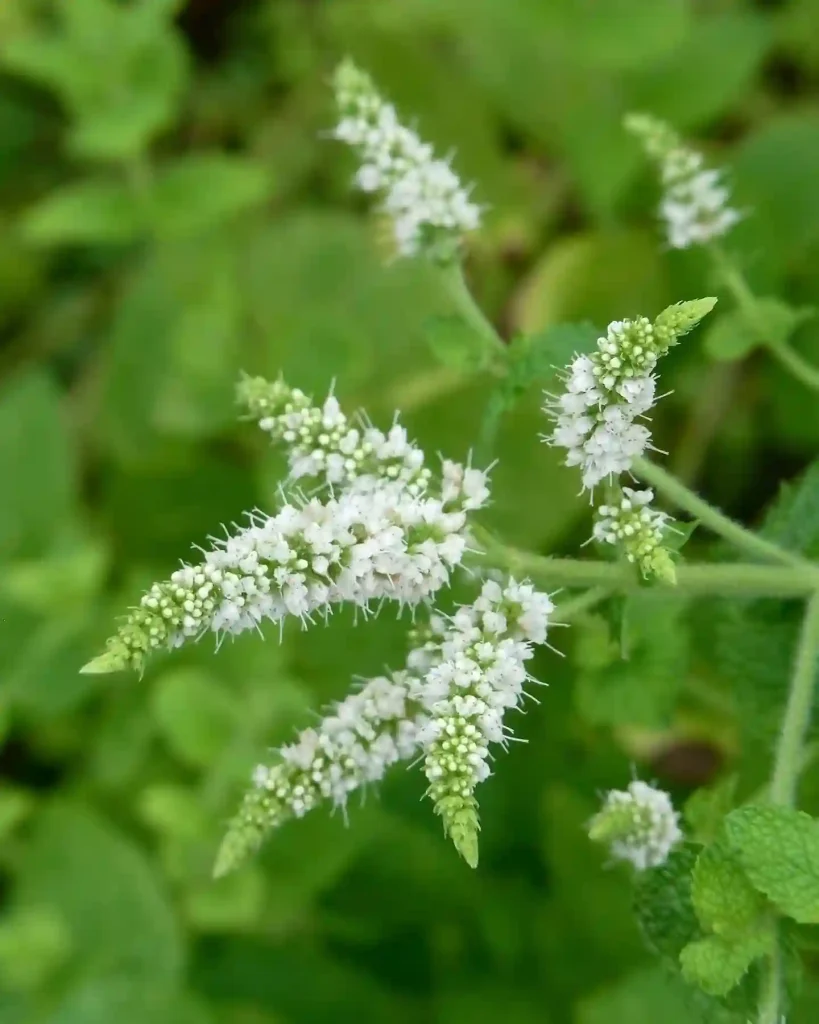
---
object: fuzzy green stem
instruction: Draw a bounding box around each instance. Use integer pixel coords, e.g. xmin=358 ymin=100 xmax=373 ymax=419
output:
xmin=711 ymin=244 xmax=819 ymax=395
xmin=770 ymin=590 xmax=819 ymax=806
xmin=631 ymin=456 xmax=807 ymax=569
xmin=551 ymin=586 xmax=613 ymax=623
xmin=470 ymin=531 xmax=819 ymax=597
xmin=759 ymin=593 xmax=819 ymax=1023
xmin=437 ymin=262 xmax=506 ymax=364
xmin=756 ymin=927 xmax=781 ymax=1024
xmin=766 ymin=338 xmax=819 ymax=393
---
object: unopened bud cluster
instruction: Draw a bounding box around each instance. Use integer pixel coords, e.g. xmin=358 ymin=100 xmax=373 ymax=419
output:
xmin=593 ymin=487 xmax=676 ymax=582
xmin=332 ymin=59 xmax=481 ymax=260
xmin=237 ymin=375 xmax=489 ymax=511
xmin=544 ymin=299 xmax=715 ymax=578
xmin=588 ymin=780 xmax=682 ymax=871
xmin=626 ymin=112 xmax=741 ymax=250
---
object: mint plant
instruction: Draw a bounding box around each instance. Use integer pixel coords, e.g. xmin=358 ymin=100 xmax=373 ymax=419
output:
xmin=74 ymin=58 xmax=819 ymax=1024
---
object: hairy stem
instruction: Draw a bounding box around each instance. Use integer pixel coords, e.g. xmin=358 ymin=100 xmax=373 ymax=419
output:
xmin=711 ymin=243 xmax=819 ymax=395
xmin=770 ymin=591 xmax=819 ymax=805
xmin=438 ymin=262 xmax=507 ymax=363
xmin=766 ymin=337 xmax=819 ymax=393
xmin=632 ymin=456 xmax=807 ymax=569
xmin=757 ymin=593 xmax=819 ymax=1023
xmin=471 ymin=530 xmax=819 ymax=597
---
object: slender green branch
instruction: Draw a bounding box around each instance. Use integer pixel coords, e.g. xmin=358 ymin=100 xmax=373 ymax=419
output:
xmin=438 ymin=262 xmax=507 ymax=363
xmin=766 ymin=337 xmax=819 ymax=393
xmin=632 ymin=456 xmax=807 ymax=569
xmin=551 ymin=586 xmax=613 ymax=624
xmin=756 ymin=928 xmax=782 ymax=1024
xmin=470 ymin=531 xmax=819 ymax=598
xmin=711 ymin=244 xmax=819 ymax=395
xmin=758 ymin=594 xmax=819 ymax=1024
xmin=770 ymin=591 xmax=819 ymax=806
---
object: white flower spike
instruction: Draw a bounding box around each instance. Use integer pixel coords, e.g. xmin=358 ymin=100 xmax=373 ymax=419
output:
xmin=626 ymin=113 xmax=742 ymax=250
xmin=332 ymin=59 xmax=481 ymax=261
xmin=544 ymin=300 xmax=716 ymax=492
xmin=215 ymin=578 xmax=554 ymax=876
xmin=237 ymin=375 xmax=490 ymax=511
xmin=82 ymin=483 xmax=481 ymax=675
xmin=588 ymin=780 xmax=683 ymax=871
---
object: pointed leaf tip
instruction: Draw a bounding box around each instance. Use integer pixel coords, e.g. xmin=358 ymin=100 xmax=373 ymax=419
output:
xmin=453 ymin=830 xmax=479 ymax=869
xmin=79 ymin=651 xmax=125 ymax=675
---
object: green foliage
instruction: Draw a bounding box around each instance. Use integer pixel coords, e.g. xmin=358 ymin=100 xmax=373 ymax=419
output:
xmin=724 ymin=805 xmax=819 ymax=924
xmin=679 ymin=931 xmax=770 ymax=998
xmin=2 ymin=0 xmax=819 ymax=1021
xmin=691 ymin=839 xmax=767 ymax=939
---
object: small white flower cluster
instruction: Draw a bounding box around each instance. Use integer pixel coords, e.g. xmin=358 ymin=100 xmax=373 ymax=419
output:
xmin=414 ymin=579 xmax=553 ymax=864
xmin=589 ymin=780 xmax=683 ymax=871
xmin=215 ymin=578 xmax=554 ymax=876
xmin=84 ymin=485 xmax=478 ymax=674
xmin=547 ymin=318 xmax=658 ymax=492
xmin=237 ymin=376 xmax=489 ymax=511
xmin=593 ymin=487 xmax=676 ymax=582
xmin=544 ymin=299 xmax=715 ymax=578
xmin=332 ymin=59 xmax=480 ymax=259
xmin=626 ymin=113 xmax=741 ymax=250
xmin=215 ymin=672 xmax=423 ymax=877
xmin=84 ymin=377 xmax=492 ymax=676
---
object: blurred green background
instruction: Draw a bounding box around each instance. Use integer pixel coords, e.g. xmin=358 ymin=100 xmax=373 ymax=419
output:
xmin=3 ymin=0 xmax=819 ymax=1021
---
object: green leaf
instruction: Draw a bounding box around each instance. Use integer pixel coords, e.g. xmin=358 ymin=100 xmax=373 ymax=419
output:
xmin=480 ymin=322 xmax=598 ymax=448
xmin=679 ymin=931 xmax=771 ymax=998
xmin=0 ymin=786 xmax=34 ymax=841
xmin=21 ymin=178 xmax=144 ymax=246
xmin=759 ymin=458 xmax=819 ymax=557
xmin=0 ymin=370 xmax=78 ymax=558
xmin=0 ymin=906 xmax=72 ymax=992
xmin=691 ymin=838 xmax=767 ymax=938
xmin=148 ymin=155 xmax=273 ymax=237
xmin=16 ymin=802 xmax=183 ymax=983
xmin=3 ymin=0 xmax=189 ymax=162
xmin=424 ymin=313 xmax=490 ymax=372
xmin=576 ymin=966 xmax=714 ymax=1024
xmin=733 ymin=111 xmax=819 ymax=277
xmin=625 ymin=11 xmax=772 ymax=128
xmin=538 ymin=0 xmax=690 ymax=71
xmin=151 ymin=669 xmax=241 ymax=769
xmin=576 ymin=593 xmax=688 ymax=729
xmin=513 ymin=230 xmax=668 ymax=334
xmin=702 ymin=310 xmax=761 ymax=363
xmin=684 ymin=776 xmax=738 ymax=845
xmin=747 ymin=298 xmax=814 ymax=348
xmin=724 ymin=805 xmax=819 ymax=923
xmin=633 ymin=846 xmax=700 ymax=963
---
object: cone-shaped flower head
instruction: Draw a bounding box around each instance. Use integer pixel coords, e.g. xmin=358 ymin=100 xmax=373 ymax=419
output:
xmin=589 ymin=780 xmax=682 ymax=870
xmin=214 ymin=673 xmax=422 ymax=877
xmin=593 ymin=487 xmax=676 ymax=583
xmin=626 ymin=113 xmax=741 ymax=250
xmin=332 ymin=59 xmax=481 ymax=261
xmin=214 ymin=578 xmax=554 ymax=876
xmin=415 ymin=579 xmax=554 ymax=866
xmin=237 ymin=375 xmax=489 ymax=511
xmin=544 ymin=299 xmax=716 ymax=492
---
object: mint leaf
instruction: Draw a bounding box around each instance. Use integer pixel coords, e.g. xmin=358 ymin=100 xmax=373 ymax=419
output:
xmin=702 ymin=310 xmax=760 ymax=362
xmin=425 ymin=313 xmax=491 ymax=372
xmin=724 ymin=805 xmax=819 ymax=923
xmin=679 ymin=931 xmax=772 ymax=998
xmin=684 ymin=776 xmax=738 ymax=845
xmin=634 ymin=846 xmax=699 ymax=963
xmin=759 ymin=458 xmax=819 ymax=557
xmin=691 ymin=838 xmax=767 ymax=938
